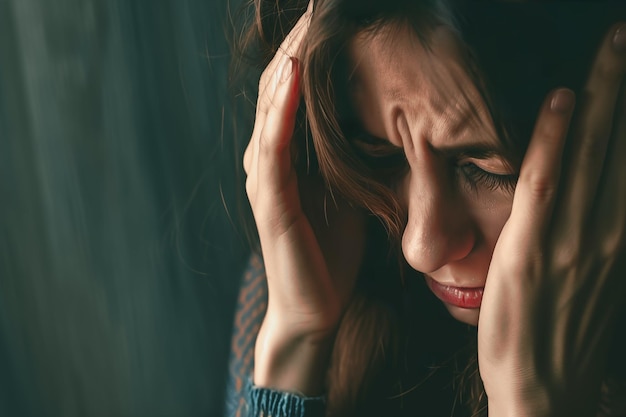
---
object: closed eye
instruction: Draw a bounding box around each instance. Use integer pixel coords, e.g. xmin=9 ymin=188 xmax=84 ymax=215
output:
xmin=458 ymin=162 xmax=517 ymax=194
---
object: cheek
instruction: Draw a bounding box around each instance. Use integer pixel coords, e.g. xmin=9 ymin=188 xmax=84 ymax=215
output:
xmin=471 ymin=192 xmax=514 ymax=253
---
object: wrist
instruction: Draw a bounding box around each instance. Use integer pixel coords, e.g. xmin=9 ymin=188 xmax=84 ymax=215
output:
xmin=254 ymin=316 xmax=336 ymax=396
xmin=487 ymin=384 xmax=601 ymax=417
xmin=487 ymin=391 xmax=551 ymax=417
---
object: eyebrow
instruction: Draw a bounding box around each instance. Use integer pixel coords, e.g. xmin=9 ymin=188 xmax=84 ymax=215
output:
xmin=357 ymin=132 xmax=510 ymax=167
xmin=431 ymin=103 xmax=508 ymax=160
xmin=446 ymin=104 xmax=482 ymax=140
xmin=431 ymin=143 xmax=505 ymax=160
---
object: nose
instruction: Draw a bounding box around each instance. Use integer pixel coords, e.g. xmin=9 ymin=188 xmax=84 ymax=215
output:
xmin=400 ymin=156 xmax=476 ymax=274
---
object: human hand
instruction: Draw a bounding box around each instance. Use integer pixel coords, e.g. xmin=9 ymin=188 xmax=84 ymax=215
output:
xmin=243 ymin=1 xmax=366 ymax=394
xmin=478 ymin=24 xmax=626 ymax=417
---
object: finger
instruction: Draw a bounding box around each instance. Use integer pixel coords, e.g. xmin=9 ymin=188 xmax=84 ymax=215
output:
xmin=257 ymin=57 xmax=301 ymax=198
xmin=592 ymin=80 xmax=626 ymax=264
xmin=508 ymin=88 xmax=575 ymax=245
xmin=257 ymin=2 xmax=312 ymax=116
xmin=246 ymin=2 xmax=313 ymax=180
xmin=248 ymin=2 xmax=312 ymax=179
xmin=558 ymin=23 xmax=626 ymax=232
xmin=278 ymin=0 xmax=314 ymax=59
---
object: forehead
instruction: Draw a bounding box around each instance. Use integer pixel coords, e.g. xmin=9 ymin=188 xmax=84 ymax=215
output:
xmin=347 ymin=24 xmax=499 ymax=146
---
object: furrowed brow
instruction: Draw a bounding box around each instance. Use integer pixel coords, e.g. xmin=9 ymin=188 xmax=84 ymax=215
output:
xmin=431 ymin=144 xmax=504 ymax=160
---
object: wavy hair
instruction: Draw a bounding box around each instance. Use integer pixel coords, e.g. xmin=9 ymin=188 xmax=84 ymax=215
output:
xmin=230 ymin=0 xmax=626 ymax=416
xmin=231 ymin=0 xmax=498 ymax=416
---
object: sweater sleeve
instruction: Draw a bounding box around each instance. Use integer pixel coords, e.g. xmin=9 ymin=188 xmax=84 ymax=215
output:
xmin=246 ymin=378 xmax=326 ymax=417
xmin=224 ymin=253 xmax=327 ymax=417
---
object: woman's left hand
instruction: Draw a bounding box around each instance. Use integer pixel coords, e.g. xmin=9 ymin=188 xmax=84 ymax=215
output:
xmin=478 ymin=24 xmax=626 ymax=417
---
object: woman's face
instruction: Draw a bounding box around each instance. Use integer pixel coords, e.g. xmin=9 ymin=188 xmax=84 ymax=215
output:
xmin=349 ymin=25 xmax=518 ymax=326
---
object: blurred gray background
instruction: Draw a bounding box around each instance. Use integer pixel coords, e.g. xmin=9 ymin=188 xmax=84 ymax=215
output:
xmin=0 ymin=0 xmax=251 ymax=416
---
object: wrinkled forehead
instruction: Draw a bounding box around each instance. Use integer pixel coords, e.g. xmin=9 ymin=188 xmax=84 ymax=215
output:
xmin=344 ymin=2 xmax=626 ymax=153
xmin=347 ymin=24 xmax=498 ymax=145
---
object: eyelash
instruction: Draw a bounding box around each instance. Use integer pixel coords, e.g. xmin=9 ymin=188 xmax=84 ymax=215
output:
xmin=458 ymin=162 xmax=518 ymax=194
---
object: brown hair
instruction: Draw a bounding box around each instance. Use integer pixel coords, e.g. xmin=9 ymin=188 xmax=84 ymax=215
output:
xmin=230 ymin=1 xmax=626 ymax=415
xmin=231 ymin=0 xmax=491 ymax=416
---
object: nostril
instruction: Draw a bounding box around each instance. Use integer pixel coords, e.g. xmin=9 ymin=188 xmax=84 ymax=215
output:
xmin=401 ymin=216 xmax=477 ymax=274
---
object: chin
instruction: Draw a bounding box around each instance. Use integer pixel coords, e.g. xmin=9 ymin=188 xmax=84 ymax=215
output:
xmin=444 ymin=303 xmax=480 ymax=326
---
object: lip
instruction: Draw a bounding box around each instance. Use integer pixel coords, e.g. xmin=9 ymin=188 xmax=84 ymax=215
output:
xmin=424 ymin=275 xmax=484 ymax=309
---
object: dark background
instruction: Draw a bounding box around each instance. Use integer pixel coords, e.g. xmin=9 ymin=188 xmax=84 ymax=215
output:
xmin=0 ymin=1 xmax=251 ymax=416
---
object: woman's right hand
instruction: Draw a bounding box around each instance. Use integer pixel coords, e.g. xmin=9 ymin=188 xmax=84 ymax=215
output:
xmin=243 ymin=2 xmax=366 ymax=395
xmin=478 ymin=23 xmax=626 ymax=416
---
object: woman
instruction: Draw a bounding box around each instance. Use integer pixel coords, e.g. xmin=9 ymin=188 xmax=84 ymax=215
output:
xmin=227 ymin=0 xmax=626 ymax=415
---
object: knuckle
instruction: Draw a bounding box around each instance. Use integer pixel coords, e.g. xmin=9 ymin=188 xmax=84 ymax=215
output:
xmin=578 ymin=131 xmax=608 ymax=163
xmin=521 ymin=171 xmax=556 ymax=203
xmin=552 ymin=238 xmax=582 ymax=274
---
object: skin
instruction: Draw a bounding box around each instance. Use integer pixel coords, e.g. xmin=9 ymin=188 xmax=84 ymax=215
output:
xmin=349 ymin=25 xmax=514 ymax=327
xmin=479 ymin=22 xmax=626 ymax=417
xmin=243 ymin=2 xmax=626 ymax=414
xmin=244 ymin=4 xmax=359 ymax=395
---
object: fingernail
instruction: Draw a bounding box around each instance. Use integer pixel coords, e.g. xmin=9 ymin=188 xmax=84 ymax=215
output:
xmin=551 ymin=89 xmax=575 ymax=113
xmin=613 ymin=24 xmax=626 ymax=53
xmin=279 ymin=57 xmax=294 ymax=83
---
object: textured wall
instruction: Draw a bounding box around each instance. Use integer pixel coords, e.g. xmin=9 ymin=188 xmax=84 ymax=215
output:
xmin=0 ymin=1 xmax=249 ymax=416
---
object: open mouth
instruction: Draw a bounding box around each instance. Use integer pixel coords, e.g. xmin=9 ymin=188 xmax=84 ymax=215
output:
xmin=425 ymin=275 xmax=484 ymax=309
